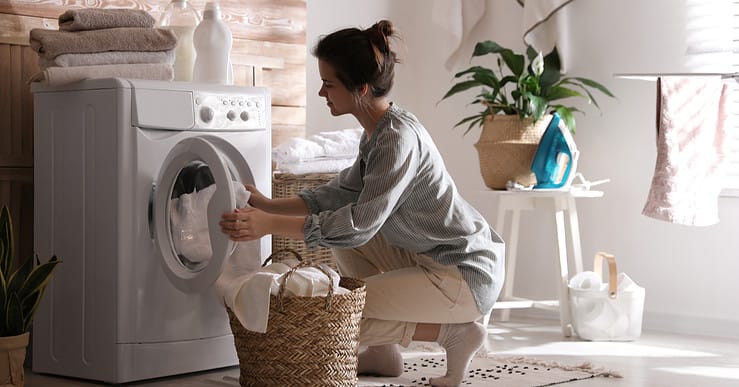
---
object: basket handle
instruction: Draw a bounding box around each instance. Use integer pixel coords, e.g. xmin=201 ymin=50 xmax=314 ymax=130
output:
xmin=275 ymin=257 xmax=336 ymax=313
xmin=261 ymin=248 xmax=303 ymax=267
xmin=593 ymin=252 xmax=618 ymax=299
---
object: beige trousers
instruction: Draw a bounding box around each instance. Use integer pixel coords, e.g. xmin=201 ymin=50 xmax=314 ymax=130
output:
xmin=332 ymin=234 xmax=483 ymax=347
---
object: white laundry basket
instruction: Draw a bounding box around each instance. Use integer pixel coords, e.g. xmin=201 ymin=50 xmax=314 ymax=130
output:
xmin=569 ymin=252 xmax=645 ymax=341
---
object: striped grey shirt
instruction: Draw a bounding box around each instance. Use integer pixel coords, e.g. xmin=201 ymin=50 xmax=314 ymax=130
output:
xmin=298 ymin=103 xmax=505 ymax=314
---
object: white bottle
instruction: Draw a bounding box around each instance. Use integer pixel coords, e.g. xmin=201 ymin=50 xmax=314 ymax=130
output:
xmin=193 ymin=2 xmax=233 ymax=84
xmin=159 ymin=0 xmax=201 ymax=81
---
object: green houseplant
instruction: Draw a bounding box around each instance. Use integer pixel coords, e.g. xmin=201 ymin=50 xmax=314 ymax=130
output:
xmin=441 ymin=40 xmax=615 ymax=134
xmin=440 ymin=41 xmax=614 ymax=189
xmin=1 ymin=205 xmax=60 ymax=386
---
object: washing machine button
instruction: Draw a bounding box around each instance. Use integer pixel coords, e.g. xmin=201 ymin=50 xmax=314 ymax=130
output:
xmin=227 ymin=110 xmax=237 ymax=121
xmin=200 ymin=106 xmax=214 ymax=123
xmin=240 ymin=111 xmax=249 ymax=121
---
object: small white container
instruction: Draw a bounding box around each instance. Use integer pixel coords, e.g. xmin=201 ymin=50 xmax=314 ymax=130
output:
xmin=569 ymin=252 xmax=645 ymax=341
xmin=193 ymin=2 xmax=233 ymax=84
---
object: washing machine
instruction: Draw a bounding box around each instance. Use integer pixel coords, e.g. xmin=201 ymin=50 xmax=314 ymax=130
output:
xmin=31 ymin=78 xmax=271 ymax=383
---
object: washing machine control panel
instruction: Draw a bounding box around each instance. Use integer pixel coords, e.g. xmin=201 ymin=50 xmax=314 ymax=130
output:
xmin=192 ymin=91 xmax=268 ymax=131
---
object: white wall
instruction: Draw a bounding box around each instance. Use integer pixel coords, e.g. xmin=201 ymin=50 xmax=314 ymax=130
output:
xmin=306 ymin=0 xmax=739 ymax=339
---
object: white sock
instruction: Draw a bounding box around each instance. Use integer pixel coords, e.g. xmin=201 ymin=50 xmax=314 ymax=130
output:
xmin=430 ymin=322 xmax=487 ymax=387
xmin=357 ymin=344 xmax=404 ymax=377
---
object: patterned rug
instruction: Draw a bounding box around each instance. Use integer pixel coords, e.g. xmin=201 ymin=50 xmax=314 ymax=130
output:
xmin=212 ymin=347 xmax=621 ymax=387
xmin=358 ymin=347 xmax=621 ymax=387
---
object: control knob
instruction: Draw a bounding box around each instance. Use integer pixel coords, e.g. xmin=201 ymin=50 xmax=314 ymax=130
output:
xmin=199 ymin=106 xmax=214 ymax=123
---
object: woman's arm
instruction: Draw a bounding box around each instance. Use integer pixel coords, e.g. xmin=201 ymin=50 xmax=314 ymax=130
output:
xmin=245 ymin=184 xmax=309 ymax=216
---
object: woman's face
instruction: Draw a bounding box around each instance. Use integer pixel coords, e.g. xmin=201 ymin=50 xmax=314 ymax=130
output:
xmin=318 ymin=59 xmax=356 ymax=116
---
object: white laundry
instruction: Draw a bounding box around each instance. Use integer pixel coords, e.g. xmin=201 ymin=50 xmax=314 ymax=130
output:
xmin=275 ymin=157 xmax=355 ymax=174
xmin=225 ymin=259 xmax=349 ymax=333
xmin=169 ymin=182 xmax=250 ymax=263
xmin=272 ymin=128 xmax=362 ymax=164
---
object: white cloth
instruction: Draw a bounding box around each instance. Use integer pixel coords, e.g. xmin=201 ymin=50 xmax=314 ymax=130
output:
xmin=642 ymin=76 xmax=731 ymax=226
xmin=225 ymin=259 xmax=348 ymax=333
xmin=521 ymin=0 xmax=574 ymax=72
xmin=276 ymin=157 xmax=355 ymax=174
xmin=169 ymin=183 xmax=251 ymax=263
xmin=272 ymin=128 xmax=362 ymax=164
xmin=431 ymin=0 xmax=487 ymax=71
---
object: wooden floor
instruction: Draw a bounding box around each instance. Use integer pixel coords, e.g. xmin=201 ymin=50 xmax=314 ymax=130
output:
xmin=24 ymin=316 xmax=739 ymax=386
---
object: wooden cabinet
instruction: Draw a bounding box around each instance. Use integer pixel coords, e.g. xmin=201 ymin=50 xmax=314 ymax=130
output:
xmin=0 ymin=0 xmax=306 ymax=265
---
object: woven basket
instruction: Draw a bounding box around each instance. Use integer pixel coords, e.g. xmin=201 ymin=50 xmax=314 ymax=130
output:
xmin=227 ymin=253 xmax=366 ymax=387
xmin=474 ymin=115 xmax=549 ymax=190
xmin=272 ymin=172 xmax=338 ymax=268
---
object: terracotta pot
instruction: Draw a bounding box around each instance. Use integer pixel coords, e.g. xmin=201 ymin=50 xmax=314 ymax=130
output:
xmin=474 ymin=114 xmax=550 ymax=190
xmin=0 ymin=332 xmax=29 ymax=387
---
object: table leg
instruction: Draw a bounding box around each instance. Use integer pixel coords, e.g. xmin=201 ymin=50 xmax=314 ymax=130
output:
xmin=554 ymin=208 xmax=573 ymax=337
xmin=499 ymin=207 xmax=520 ymax=323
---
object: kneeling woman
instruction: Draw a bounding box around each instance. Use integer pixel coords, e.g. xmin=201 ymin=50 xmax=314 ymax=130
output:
xmin=220 ymin=19 xmax=504 ymax=387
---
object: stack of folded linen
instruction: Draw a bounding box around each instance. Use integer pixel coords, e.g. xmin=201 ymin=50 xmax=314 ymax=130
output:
xmin=272 ymin=128 xmax=363 ymax=174
xmin=29 ymin=8 xmax=178 ymax=86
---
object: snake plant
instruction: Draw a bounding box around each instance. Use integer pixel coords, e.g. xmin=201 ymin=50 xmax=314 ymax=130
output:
xmin=0 ymin=205 xmax=60 ymax=337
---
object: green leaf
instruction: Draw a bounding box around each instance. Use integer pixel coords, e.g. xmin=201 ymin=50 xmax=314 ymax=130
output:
xmin=464 ymin=115 xmax=485 ymax=135
xmin=552 ymin=106 xmax=577 ymax=134
xmin=17 ymin=256 xmax=60 ymax=302
xmin=528 ymin=95 xmax=548 ymax=122
xmin=453 ymin=114 xmax=482 ymax=129
xmin=0 ymin=206 xmax=14 ymax=276
xmin=441 ymin=80 xmax=484 ymax=100
xmin=472 ymin=40 xmax=509 ymax=57
xmin=5 ymin=292 xmax=24 ymax=335
xmin=500 ymin=51 xmax=525 ymax=77
xmin=571 ymin=77 xmax=615 ymax=98
xmin=545 ymin=85 xmax=586 ymax=101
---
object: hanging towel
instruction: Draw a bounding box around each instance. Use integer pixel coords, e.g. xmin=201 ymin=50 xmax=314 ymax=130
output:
xmin=38 ymin=49 xmax=175 ymax=70
xmin=642 ymin=76 xmax=731 ymax=226
xmin=58 ymin=8 xmax=156 ymax=32
xmin=31 ymin=63 xmax=174 ymax=86
xmin=431 ymin=0 xmax=487 ymax=71
xmin=29 ymin=27 xmax=178 ymax=60
xmin=521 ymin=0 xmax=575 ymax=72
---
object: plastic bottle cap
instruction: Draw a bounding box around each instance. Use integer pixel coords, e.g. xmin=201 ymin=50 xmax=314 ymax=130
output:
xmin=203 ymin=2 xmax=222 ymax=18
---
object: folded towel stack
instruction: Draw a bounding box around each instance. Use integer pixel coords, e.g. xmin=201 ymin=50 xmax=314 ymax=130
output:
xmin=29 ymin=8 xmax=177 ymax=86
xmin=273 ymin=128 xmax=363 ymax=174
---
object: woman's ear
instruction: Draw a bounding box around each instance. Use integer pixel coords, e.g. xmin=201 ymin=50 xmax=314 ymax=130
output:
xmin=359 ymin=83 xmax=369 ymax=97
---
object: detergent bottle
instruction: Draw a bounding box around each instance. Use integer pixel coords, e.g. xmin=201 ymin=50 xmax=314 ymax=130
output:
xmin=193 ymin=1 xmax=234 ymax=84
xmin=158 ymin=0 xmax=201 ymax=81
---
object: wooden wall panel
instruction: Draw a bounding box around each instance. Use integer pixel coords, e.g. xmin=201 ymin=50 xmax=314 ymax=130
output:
xmin=0 ymin=43 xmax=37 ymax=167
xmin=0 ymin=167 xmax=34 ymax=266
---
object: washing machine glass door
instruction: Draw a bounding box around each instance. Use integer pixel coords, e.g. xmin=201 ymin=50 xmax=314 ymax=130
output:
xmin=153 ymin=135 xmax=252 ymax=293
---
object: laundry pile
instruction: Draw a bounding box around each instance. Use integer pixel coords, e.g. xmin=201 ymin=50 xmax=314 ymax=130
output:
xmin=272 ymin=128 xmax=363 ymax=174
xmin=29 ymin=8 xmax=177 ymax=86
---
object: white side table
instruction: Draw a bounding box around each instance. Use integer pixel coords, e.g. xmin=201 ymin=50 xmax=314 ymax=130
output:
xmin=480 ymin=189 xmax=604 ymax=336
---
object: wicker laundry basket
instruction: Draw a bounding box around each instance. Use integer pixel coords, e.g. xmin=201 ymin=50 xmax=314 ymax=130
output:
xmin=272 ymin=172 xmax=338 ymax=269
xmin=227 ymin=251 xmax=366 ymax=386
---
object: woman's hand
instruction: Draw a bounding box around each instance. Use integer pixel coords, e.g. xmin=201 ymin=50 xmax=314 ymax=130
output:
xmin=220 ymin=207 xmax=272 ymax=241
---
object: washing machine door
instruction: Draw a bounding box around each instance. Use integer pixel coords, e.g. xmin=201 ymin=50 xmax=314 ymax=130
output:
xmin=153 ymin=135 xmax=254 ymax=293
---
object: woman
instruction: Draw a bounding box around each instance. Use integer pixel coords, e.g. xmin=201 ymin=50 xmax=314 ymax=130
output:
xmin=220 ymin=20 xmax=504 ymax=387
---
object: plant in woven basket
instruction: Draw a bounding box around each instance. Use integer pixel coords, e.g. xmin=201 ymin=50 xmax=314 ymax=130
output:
xmin=441 ymin=40 xmax=615 ymax=134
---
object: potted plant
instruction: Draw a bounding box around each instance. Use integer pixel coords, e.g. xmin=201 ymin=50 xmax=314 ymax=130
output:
xmin=441 ymin=41 xmax=615 ymax=189
xmin=0 ymin=205 xmax=60 ymax=386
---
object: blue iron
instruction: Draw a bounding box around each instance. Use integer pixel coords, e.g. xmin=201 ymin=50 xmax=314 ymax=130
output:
xmin=531 ymin=113 xmax=580 ymax=189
